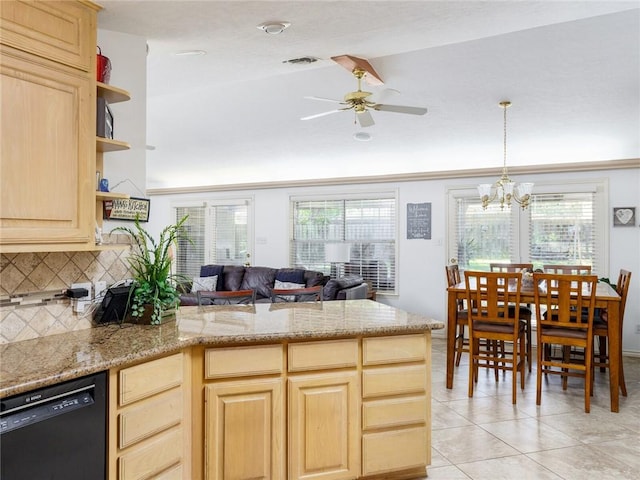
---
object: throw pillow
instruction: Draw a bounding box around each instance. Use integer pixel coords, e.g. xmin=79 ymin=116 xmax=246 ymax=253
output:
xmin=200 ymin=264 xmax=224 ymax=290
xmin=191 ymin=275 xmax=218 ymax=293
xmin=274 ymin=279 xmax=306 ymax=301
xmin=276 ymin=268 xmax=306 ymax=284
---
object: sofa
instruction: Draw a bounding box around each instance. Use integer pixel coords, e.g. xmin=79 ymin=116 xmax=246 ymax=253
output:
xmin=179 ymin=264 xmax=368 ymax=305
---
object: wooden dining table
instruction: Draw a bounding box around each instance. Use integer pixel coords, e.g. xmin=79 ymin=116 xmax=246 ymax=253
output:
xmin=446 ymin=279 xmax=623 ymax=412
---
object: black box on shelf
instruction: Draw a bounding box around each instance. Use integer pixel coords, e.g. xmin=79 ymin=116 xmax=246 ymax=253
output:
xmin=96 ymin=97 xmax=114 ymax=139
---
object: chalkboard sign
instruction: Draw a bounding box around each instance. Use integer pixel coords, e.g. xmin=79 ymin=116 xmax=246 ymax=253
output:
xmin=407 ymin=202 xmax=431 ymax=239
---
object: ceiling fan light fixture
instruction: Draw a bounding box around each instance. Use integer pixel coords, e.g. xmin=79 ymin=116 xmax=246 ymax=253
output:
xmin=257 ymin=21 xmax=291 ymax=35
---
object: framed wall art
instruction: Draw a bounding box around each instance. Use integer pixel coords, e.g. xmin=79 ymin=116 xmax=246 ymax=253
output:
xmin=103 ymin=197 xmax=150 ymax=222
xmin=612 ymin=207 xmax=635 ymax=227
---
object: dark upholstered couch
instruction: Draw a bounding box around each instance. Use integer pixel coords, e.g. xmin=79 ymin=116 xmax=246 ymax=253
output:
xmin=179 ymin=264 xmax=368 ymax=305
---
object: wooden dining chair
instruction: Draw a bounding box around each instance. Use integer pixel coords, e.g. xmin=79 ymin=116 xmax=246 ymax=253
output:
xmin=594 ymin=269 xmax=631 ymax=396
xmin=542 ymin=264 xmax=592 ymax=275
xmin=445 ymin=264 xmax=468 ymax=366
xmin=489 ymin=262 xmax=534 ymax=372
xmin=196 ymin=289 xmax=256 ymax=305
xmin=532 ymin=272 xmax=598 ymax=413
xmin=489 ymin=263 xmax=533 ymax=273
xmin=464 ymin=270 xmax=526 ymax=404
xmin=272 ymin=285 xmax=323 ymax=303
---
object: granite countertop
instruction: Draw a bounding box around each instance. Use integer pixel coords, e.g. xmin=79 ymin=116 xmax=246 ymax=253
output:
xmin=0 ymin=300 xmax=443 ymax=398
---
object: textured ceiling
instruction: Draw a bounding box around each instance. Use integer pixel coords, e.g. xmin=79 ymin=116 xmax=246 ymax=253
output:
xmin=97 ymin=1 xmax=640 ymax=189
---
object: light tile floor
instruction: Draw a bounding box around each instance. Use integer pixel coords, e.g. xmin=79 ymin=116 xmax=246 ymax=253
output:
xmin=425 ymin=337 xmax=640 ymax=479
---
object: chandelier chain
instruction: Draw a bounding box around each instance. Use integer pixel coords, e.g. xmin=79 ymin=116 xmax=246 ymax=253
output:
xmin=503 ymin=103 xmax=508 ymax=172
xmin=477 ymin=100 xmax=533 ymax=210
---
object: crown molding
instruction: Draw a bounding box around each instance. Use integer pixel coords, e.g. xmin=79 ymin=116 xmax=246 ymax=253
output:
xmin=147 ymin=158 xmax=639 ymax=196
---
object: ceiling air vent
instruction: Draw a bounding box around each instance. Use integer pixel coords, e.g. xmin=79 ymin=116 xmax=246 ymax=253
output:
xmin=283 ymin=56 xmax=319 ymax=65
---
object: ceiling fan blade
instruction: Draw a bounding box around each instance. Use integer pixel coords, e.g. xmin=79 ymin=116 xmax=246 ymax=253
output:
xmin=357 ymin=110 xmax=375 ymax=128
xmin=372 ymin=104 xmax=428 ymax=115
xmin=304 ymin=95 xmax=344 ymax=104
xmin=301 ymin=109 xmax=345 ymax=121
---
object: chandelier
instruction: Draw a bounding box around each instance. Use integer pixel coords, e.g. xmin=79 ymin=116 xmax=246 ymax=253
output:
xmin=477 ymin=101 xmax=534 ymax=209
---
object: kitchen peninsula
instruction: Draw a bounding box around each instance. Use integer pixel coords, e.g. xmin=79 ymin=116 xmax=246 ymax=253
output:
xmin=1 ymin=300 xmax=443 ymax=480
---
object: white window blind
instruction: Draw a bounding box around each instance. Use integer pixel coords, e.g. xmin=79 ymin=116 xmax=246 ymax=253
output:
xmin=452 ymin=198 xmax=515 ymax=270
xmin=448 ymin=181 xmax=605 ymax=275
xmin=174 ymin=200 xmax=250 ymax=279
xmin=290 ymin=195 xmax=397 ymax=293
xmin=528 ymin=192 xmax=599 ymax=272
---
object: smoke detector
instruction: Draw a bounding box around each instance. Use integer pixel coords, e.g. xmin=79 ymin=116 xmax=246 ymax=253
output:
xmin=353 ymin=132 xmax=372 ymax=142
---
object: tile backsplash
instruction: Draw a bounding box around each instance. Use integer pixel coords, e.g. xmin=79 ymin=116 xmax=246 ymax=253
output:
xmin=1 ymin=246 xmax=133 ymax=344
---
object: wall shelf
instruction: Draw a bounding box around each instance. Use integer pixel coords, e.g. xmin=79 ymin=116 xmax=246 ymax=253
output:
xmin=97 ymin=82 xmax=130 ymax=104
xmin=96 ymin=191 xmax=130 ymax=201
xmin=97 ymin=137 xmax=130 ymax=152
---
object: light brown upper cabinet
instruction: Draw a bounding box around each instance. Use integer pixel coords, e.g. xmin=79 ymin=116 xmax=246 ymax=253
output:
xmin=0 ymin=0 xmax=99 ymax=252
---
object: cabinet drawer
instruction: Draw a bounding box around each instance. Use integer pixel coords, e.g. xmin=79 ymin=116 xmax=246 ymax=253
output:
xmin=362 ymin=365 xmax=426 ymax=398
xmin=205 ymin=344 xmax=283 ymax=379
xmin=119 ymin=389 xmax=183 ymax=449
xmin=153 ymin=464 xmax=183 ymax=480
xmin=288 ymin=339 xmax=358 ymax=372
xmin=119 ymin=353 xmax=183 ymax=406
xmin=0 ymin=0 xmax=96 ymax=71
xmin=362 ymin=396 xmax=427 ymax=430
xmin=362 ymin=427 xmax=428 ymax=476
xmin=363 ymin=334 xmax=426 ymax=365
xmin=118 ymin=427 xmax=183 ymax=480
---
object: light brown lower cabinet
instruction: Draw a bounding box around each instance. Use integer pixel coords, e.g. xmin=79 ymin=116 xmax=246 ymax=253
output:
xmin=109 ymin=333 xmax=431 ymax=480
xmin=109 ymin=351 xmax=191 ymax=480
xmin=361 ymin=334 xmax=431 ymax=478
xmin=288 ymin=371 xmax=360 ymax=480
xmin=205 ymin=378 xmax=285 ymax=479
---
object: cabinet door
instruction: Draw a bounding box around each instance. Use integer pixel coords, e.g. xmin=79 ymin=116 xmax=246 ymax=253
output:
xmin=0 ymin=46 xmax=94 ymax=249
xmin=0 ymin=0 xmax=97 ymax=71
xmin=288 ymin=371 xmax=359 ymax=480
xmin=205 ymin=378 xmax=284 ymax=480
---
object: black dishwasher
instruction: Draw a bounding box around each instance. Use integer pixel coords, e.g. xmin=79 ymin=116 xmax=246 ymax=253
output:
xmin=0 ymin=371 xmax=107 ymax=480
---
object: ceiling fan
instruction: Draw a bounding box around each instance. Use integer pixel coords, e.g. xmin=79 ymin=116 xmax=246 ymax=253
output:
xmin=301 ymin=55 xmax=428 ymax=128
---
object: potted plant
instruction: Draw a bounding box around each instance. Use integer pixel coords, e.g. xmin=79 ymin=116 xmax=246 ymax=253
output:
xmin=112 ymin=215 xmax=190 ymax=325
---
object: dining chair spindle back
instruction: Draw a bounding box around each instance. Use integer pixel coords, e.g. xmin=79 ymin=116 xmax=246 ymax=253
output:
xmin=446 ymin=264 xmax=468 ymax=366
xmin=594 ymin=269 xmax=632 ymax=396
xmin=464 ymin=270 xmax=527 ymax=404
xmin=532 ymin=272 xmax=598 ymax=413
xmin=542 ymin=264 xmax=592 ymax=275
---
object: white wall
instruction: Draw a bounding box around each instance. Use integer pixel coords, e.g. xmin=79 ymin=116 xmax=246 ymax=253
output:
xmin=147 ymin=167 xmax=640 ymax=354
xmin=96 ymin=29 xmax=147 ymax=233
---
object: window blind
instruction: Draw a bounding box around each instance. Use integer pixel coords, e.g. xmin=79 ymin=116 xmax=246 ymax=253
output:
xmin=290 ymin=196 xmax=397 ymax=293
xmin=174 ymin=201 xmax=250 ymax=279
xmin=452 ymin=197 xmax=514 ymax=271
xmin=528 ymin=192 xmax=598 ymax=272
xmin=448 ymin=182 xmax=604 ymax=275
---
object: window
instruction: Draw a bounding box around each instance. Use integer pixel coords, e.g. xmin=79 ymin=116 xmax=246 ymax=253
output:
xmin=174 ymin=199 xmax=251 ymax=279
xmin=290 ymin=193 xmax=397 ymax=293
xmin=448 ymin=181 xmax=607 ymax=275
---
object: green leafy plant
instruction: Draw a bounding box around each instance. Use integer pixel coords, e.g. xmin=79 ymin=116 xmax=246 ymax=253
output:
xmin=112 ymin=215 xmax=190 ymax=324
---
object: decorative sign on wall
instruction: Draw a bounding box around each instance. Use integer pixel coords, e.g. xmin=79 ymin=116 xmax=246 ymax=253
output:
xmin=612 ymin=207 xmax=636 ymax=227
xmin=103 ymin=197 xmax=150 ymax=222
xmin=407 ymin=202 xmax=431 ymax=239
